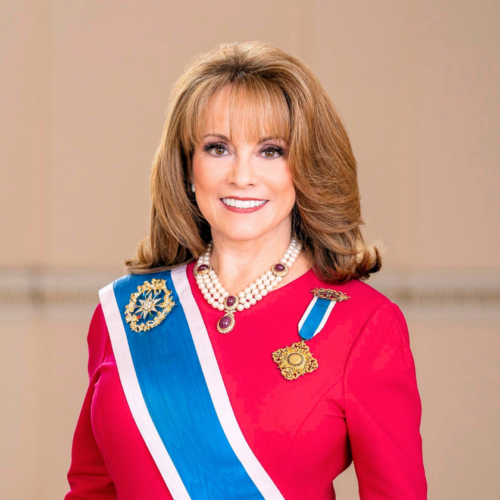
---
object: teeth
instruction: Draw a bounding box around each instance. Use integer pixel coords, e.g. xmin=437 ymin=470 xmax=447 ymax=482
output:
xmin=222 ymin=198 xmax=267 ymax=209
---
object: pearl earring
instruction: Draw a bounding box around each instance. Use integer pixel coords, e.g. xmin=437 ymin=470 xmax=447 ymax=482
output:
xmin=191 ymin=183 xmax=195 ymax=193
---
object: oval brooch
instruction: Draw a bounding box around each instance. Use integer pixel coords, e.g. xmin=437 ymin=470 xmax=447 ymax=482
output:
xmin=124 ymin=278 xmax=175 ymax=333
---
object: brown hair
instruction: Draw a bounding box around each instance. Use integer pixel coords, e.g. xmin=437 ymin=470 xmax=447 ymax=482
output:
xmin=125 ymin=40 xmax=382 ymax=283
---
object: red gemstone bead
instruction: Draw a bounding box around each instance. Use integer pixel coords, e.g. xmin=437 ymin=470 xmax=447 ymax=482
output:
xmin=218 ymin=316 xmax=232 ymax=329
xmin=226 ymin=295 xmax=237 ymax=306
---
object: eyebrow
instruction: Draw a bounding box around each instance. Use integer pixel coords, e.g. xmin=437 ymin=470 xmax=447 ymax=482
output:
xmin=202 ymin=133 xmax=286 ymax=143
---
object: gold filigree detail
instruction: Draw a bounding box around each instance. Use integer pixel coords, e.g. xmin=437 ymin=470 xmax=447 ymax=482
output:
xmin=272 ymin=341 xmax=319 ymax=380
xmin=125 ymin=279 xmax=175 ymax=333
xmin=311 ymin=287 xmax=350 ymax=302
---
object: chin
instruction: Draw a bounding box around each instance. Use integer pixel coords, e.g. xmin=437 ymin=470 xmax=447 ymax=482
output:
xmin=217 ymin=224 xmax=269 ymax=242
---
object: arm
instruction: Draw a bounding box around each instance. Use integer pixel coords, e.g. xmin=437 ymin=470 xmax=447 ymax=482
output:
xmin=65 ymin=304 xmax=117 ymax=500
xmin=343 ymin=301 xmax=427 ymax=499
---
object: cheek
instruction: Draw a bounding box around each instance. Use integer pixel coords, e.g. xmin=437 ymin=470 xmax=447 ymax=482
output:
xmin=191 ymin=155 xmax=226 ymax=225
xmin=191 ymin=154 xmax=204 ymax=184
xmin=268 ymin=163 xmax=295 ymax=204
xmin=192 ymin=155 xmax=219 ymax=190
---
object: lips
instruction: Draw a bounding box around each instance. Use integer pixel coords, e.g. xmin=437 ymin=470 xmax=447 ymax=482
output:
xmin=220 ymin=197 xmax=268 ymax=213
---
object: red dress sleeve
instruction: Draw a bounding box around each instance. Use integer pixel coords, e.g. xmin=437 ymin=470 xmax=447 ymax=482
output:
xmin=65 ymin=304 xmax=117 ymax=500
xmin=343 ymin=301 xmax=427 ymax=499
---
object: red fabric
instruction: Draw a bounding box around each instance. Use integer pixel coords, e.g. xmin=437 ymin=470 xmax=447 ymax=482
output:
xmin=65 ymin=261 xmax=427 ymax=499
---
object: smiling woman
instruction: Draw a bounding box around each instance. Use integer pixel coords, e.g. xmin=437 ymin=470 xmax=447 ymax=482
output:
xmin=65 ymin=41 xmax=427 ymax=500
xmin=125 ymin=41 xmax=381 ymax=285
xmin=189 ymin=85 xmax=298 ymax=278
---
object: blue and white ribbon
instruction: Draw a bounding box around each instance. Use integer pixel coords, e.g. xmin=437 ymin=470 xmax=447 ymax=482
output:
xmin=298 ymin=295 xmax=337 ymax=341
xmin=99 ymin=265 xmax=284 ymax=500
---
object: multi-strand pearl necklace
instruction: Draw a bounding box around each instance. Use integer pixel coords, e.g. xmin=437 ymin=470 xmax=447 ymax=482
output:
xmin=195 ymin=237 xmax=302 ymax=333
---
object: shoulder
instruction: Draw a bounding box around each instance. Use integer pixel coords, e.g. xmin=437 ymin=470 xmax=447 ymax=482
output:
xmin=343 ymin=280 xmax=407 ymax=335
xmin=306 ymin=271 xmax=410 ymax=358
xmin=309 ymin=271 xmax=395 ymax=328
xmin=338 ymin=278 xmax=392 ymax=312
xmin=87 ymin=303 xmax=112 ymax=379
xmin=105 ymin=267 xmax=183 ymax=298
xmin=340 ymin=280 xmax=410 ymax=351
xmin=335 ymin=282 xmax=413 ymax=372
xmin=93 ymin=266 xmax=183 ymax=345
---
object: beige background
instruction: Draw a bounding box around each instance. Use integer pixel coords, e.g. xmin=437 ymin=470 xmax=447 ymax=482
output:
xmin=1 ymin=1 xmax=499 ymax=499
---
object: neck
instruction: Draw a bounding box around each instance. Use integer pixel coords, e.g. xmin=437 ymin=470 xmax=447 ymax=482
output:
xmin=205 ymin=227 xmax=311 ymax=295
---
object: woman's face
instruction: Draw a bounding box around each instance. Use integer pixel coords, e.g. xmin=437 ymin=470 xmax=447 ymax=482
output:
xmin=191 ymin=86 xmax=295 ymax=245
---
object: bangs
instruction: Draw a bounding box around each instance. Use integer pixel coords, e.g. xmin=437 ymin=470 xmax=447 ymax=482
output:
xmin=181 ymin=77 xmax=291 ymax=149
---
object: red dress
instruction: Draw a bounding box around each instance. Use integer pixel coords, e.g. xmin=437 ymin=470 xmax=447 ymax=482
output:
xmin=65 ymin=261 xmax=427 ymax=499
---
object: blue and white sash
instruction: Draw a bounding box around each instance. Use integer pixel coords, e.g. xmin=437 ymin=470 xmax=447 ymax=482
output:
xmin=99 ymin=265 xmax=284 ymax=500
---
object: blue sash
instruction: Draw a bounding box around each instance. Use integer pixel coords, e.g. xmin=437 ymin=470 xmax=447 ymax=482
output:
xmin=99 ymin=265 xmax=284 ymax=500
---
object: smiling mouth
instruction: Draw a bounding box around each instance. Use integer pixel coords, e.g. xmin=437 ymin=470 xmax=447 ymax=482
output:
xmin=220 ymin=198 xmax=268 ymax=209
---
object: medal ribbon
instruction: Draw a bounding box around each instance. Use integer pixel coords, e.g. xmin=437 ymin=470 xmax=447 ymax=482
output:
xmin=298 ymin=296 xmax=337 ymax=341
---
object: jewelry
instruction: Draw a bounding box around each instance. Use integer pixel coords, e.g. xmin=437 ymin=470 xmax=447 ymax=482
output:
xmin=310 ymin=287 xmax=349 ymax=302
xmin=272 ymin=341 xmax=318 ymax=380
xmin=191 ymin=183 xmax=195 ymax=193
xmin=195 ymin=237 xmax=302 ymax=333
xmin=272 ymin=287 xmax=350 ymax=380
xmin=124 ymin=279 xmax=176 ymax=333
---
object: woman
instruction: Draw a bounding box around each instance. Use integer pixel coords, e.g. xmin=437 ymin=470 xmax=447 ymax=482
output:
xmin=65 ymin=41 xmax=427 ymax=499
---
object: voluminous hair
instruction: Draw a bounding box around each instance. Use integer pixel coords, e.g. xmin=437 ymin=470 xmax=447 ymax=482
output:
xmin=125 ymin=40 xmax=382 ymax=283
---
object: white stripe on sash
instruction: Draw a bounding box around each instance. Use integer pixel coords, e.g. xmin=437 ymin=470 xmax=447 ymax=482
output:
xmin=171 ymin=265 xmax=285 ymax=500
xmin=99 ymin=283 xmax=191 ymax=500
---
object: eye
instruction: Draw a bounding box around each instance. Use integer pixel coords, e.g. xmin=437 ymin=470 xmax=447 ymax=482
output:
xmin=203 ymin=142 xmax=228 ymax=156
xmin=261 ymin=146 xmax=285 ymax=159
xmin=213 ymin=146 xmax=226 ymax=156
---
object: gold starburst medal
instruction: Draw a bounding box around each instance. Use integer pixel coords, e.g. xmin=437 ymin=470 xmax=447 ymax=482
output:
xmin=124 ymin=278 xmax=175 ymax=333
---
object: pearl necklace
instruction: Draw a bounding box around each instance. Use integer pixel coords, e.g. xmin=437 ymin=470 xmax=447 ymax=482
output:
xmin=195 ymin=237 xmax=302 ymax=333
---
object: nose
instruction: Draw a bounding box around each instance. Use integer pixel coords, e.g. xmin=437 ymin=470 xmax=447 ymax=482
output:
xmin=227 ymin=151 xmax=256 ymax=188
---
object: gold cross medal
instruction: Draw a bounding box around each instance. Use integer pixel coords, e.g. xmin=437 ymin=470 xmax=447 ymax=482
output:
xmin=272 ymin=288 xmax=350 ymax=380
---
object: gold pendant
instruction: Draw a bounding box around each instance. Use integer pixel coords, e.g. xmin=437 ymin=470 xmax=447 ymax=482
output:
xmin=216 ymin=295 xmax=239 ymax=334
xmin=124 ymin=279 xmax=175 ymax=333
xmin=217 ymin=312 xmax=235 ymax=333
xmin=272 ymin=340 xmax=319 ymax=380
